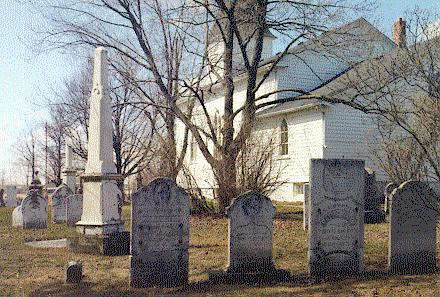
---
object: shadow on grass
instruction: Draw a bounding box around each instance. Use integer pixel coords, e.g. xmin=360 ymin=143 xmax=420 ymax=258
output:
xmin=274 ymin=211 xmax=303 ymax=221
xmin=31 ymin=269 xmax=440 ymax=297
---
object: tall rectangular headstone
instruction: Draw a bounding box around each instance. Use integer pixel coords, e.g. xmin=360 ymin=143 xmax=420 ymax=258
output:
xmin=308 ymin=159 xmax=365 ymax=278
xmin=66 ymin=194 xmax=83 ymax=227
xmin=52 ymin=185 xmax=73 ymax=224
xmin=388 ymin=181 xmax=438 ymax=274
xmin=130 ymin=178 xmax=190 ymax=288
xmin=5 ymin=186 xmax=17 ymax=208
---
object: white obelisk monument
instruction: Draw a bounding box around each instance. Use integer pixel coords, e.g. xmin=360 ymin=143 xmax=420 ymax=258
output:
xmin=75 ymin=47 xmax=125 ymax=237
xmin=63 ymin=143 xmax=76 ymax=193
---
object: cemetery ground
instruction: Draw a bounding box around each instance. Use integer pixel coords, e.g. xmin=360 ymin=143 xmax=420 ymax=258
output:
xmin=1 ymin=205 xmax=440 ymax=296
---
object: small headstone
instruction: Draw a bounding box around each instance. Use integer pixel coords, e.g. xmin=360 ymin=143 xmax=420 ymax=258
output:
xmin=308 ymin=159 xmax=365 ymax=278
xmin=52 ymin=184 xmax=73 ymax=224
xmin=388 ymin=181 xmax=438 ymax=274
xmin=364 ymin=168 xmax=385 ymax=223
xmin=303 ymin=183 xmax=310 ymax=230
xmin=66 ymin=194 xmax=83 ymax=227
xmin=12 ymin=206 xmax=23 ymax=227
xmin=5 ymin=186 xmax=17 ymax=208
xmin=384 ymin=182 xmax=397 ymax=214
xmin=66 ymin=261 xmax=83 ymax=283
xmin=22 ymin=191 xmax=48 ymax=229
xmin=130 ymin=178 xmax=190 ymax=288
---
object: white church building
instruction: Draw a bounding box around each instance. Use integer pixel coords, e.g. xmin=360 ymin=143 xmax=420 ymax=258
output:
xmin=175 ymin=18 xmax=399 ymax=202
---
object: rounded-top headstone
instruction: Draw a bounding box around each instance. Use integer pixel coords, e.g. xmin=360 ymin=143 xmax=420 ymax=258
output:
xmin=21 ymin=191 xmax=48 ymax=229
xmin=52 ymin=184 xmax=74 ymax=224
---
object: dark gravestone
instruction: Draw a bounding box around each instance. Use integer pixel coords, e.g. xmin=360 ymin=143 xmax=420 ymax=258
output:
xmin=130 ymin=178 xmax=190 ymax=288
xmin=388 ymin=181 xmax=438 ymax=274
xmin=66 ymin=261 xmax=83 ymax=283
xmin=364 ymin=168 xmax=385 ymax=223
xmin=308 ymin=159 xmax=365 ymax=278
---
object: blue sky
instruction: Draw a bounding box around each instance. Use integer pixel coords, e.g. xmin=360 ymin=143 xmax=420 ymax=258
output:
xmin=0 ymin=0 xmax=439 ymax=184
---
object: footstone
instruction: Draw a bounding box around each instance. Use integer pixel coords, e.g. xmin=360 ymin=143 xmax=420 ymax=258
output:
xmin=388 ymin=181 xmax=438 ymax=274
xmin=364 ymin=168 xmax=385 ymax=224
xmin=209 ymin=191 xmax=289 ymax=284
xmin=384 ymin=182 xmax=397 ymax=214
xmin=52 ymin=184 xmax=73 ymax=224
xmin=308 ymin=159 xmax=365 ymax=278
xmin=66 ymin=194 xmax=83 ymax=227
xmin=130 ymin=178 xmax=190 ymax=288
xmin=14 ymin=191 xmax=48 ymax=229
xmin=66 ymin=261 xmax=83 ymax=283
xmin=12 ymin=206 xmax=23 ymax=227
xmin=303 ymin=183 xmax=310 ymax=230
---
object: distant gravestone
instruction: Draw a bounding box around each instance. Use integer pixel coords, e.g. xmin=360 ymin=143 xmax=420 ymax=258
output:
xmin=308 ymin=159 xmax=365 ymax=278
xmin=364 ymin=168 xmax=385 ymax=223
xmin=130 ymin=178 xmax=190 ymax=288
xmin=12 ymin=206 xmax=23 ymax=227
xmin=52 ymin=184 xmax=73 ymax=224
xmin=23 ymin=191 xmax=48 ymax=229
xmin=384 ymin=182 xmax=397 ymax=214
xmin=388 ymin=181 xmax=438 ymax=274
xmin=66 ymin=194 xmax=83 ymax=227
xmin=303 ymin=183 xmax=310 ymax=230
xmin=5 ymin=186 xmax=17 ymax=208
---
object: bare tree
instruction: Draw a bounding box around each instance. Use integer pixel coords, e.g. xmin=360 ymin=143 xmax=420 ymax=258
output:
xmin=28 ymin=0 xmax=376 ymax=211
xmin=15 ymin=127 xmax=39 ymax=186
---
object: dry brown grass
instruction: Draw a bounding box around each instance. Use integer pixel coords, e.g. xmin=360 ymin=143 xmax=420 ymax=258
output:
xmin=1 ymin=203 xmax=440 ymax=296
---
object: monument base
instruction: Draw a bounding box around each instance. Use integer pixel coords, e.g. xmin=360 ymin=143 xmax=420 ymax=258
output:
xmin=208 ymin=268 xmax=290 ymax=284
xmin=364 ymin=210 xmax=385 ymax=224
xmin=68 ymin=231 xmax=130 ymax=256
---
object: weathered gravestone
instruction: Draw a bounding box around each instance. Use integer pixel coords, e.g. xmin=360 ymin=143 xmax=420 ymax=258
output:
xmin=303 ymin=183 xmax=310 ymax=230
xmin=209 ymin=191 xmax=289 ymax=283
xmin=66 ymin=194 xmax=83 ymax=227
xmin=388 ymin=181 xmax=438 ymax=274
xmin=5 ymin=186 xmax=17 ymax=208
xmin=52 ymin=184 xmax=73 ymax=224
xmin=130 ymin=178 xmax=190 ymax=288
xmin=384 ymin=182 xmax=397 ymax=214
xmin=66 ymin=261 xmax=83 ymax=283
xmin=12 ymin=191 xmax=47 ymax=229
xmin=308 ymin=159 xmax=365 ymax=278
xmin=364 ymin=168 xmax=385 ymax=224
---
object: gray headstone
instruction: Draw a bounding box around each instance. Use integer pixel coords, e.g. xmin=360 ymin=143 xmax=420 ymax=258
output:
xmin=388 ymin=181 xmax=438 ymax=274
xmin=52 ymin=184 xmax=73 ymax=224
xmin=12 ymin=205 xmax=23 ymax=227
xmin=130 ymin=178 xmax=190 ymax=288
xmin=303 ymin=183 xmax=310 ymax=230
xmin=308 ymin=159 xmax=365 ymax=278
xmin=21 ymin=191 xmax=48 ymax=229
xmin=66 ymin=261 xmax=83 ymax=283
xmin=384 ymin=182 xmax=397 ymax=214
xmin=66 ymin=194 xmax=83 ymax=227
xmin=226 ymin=191 xmax=276 ymax=273
xmin=5 ymin=186 xmax=17 ymax=208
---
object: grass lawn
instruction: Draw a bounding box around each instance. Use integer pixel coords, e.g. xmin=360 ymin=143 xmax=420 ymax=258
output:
xmin=1 ymin=203 xmax=440 ymax=296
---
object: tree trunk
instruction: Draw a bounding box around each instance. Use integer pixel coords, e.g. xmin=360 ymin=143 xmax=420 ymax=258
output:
xmin=216 ymin=151 xmax=237 ymax=214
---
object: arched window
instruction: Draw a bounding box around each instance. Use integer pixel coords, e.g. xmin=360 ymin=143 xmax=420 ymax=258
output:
xmin=280 ymin=119 xmax=288 ymax=155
